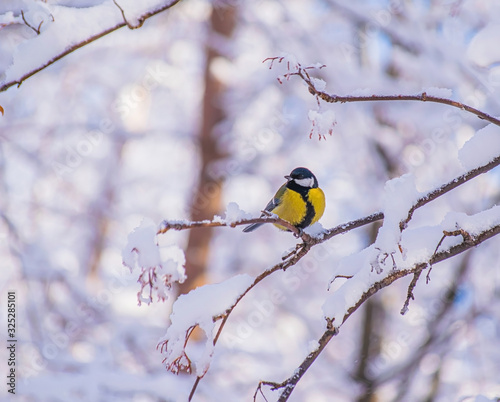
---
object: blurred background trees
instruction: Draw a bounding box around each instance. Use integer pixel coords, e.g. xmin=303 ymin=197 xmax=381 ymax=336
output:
xmin=1 ymin=1 xmax=499 ymax=401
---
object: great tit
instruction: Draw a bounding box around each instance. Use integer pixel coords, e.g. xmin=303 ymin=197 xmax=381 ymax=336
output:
xmin=243 ymin=167 xmax=325 ymax=233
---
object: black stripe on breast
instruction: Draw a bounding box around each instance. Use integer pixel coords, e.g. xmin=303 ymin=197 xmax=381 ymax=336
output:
xmin=298 ymin=197 xmax=315 ymax=229
xmin=286 ymin=180 xmax=316 ymax=229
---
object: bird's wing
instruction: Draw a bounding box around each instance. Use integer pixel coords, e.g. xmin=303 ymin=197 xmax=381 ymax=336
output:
xmin=262 ymin=183 xmax=287 ymax=213
xmin=242 ymin=182 xmax=287 ymax=233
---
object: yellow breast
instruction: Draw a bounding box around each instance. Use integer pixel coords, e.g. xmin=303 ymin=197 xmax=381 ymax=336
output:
xmin=271 ymin=187 xmax=325 ymax=230
xmin=307 ymin=187 xmax=326 ymax=225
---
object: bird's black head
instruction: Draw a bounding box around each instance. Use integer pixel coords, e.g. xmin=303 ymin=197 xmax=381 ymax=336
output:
xmin=285 ymin=167 xmax=318 ymax=188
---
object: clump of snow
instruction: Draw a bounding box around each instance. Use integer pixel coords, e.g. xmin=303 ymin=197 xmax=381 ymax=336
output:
xmin=308 ymin=109 xmax=336 ymax=139
xmin=122 ymin=218 xmax=186 ymax=305
xmin=373 ymin=174 xmax=421 ymax=270
xmin=158 ymin=274 xmax=255 ymax=376
xmin=303 ymin=222 xmax=327 ymax=238
xmin=311 ymin=77 xmax=326 ymax=91
xmin=223 ymin=202 xmax=252 ymax=225
xmin=422 ymin=87 xmax=453 ymax=98
xmin=458 ymin=124 xmax=500 ymax=171
xmin=442 ymin=205 xmax=500 ymax=237
xmin=123 ymin=218 xmax=162 ymax=269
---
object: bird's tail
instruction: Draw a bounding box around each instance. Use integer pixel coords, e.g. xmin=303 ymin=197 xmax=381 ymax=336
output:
xmin=242 ymin=223 xmax=263 ymax=233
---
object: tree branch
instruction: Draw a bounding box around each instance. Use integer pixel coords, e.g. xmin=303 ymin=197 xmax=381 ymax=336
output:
xmin=308 ymin=80 xmax=500 ymax=128
xmin=264 ymin=223 xmax=500 ymax=401
xmin=400 ymin=156 xmax=500 ymax=230
xmin=267 ymin=58 xmax=500 ymax=127
xmin=0 ymin=0 xmax=181 ymax=93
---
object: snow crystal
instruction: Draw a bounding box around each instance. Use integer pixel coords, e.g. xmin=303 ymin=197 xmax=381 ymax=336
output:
xmin=458 ymin=124 xmax=500 ymax=171
xmin=422 ymin=87 xmax=453 ymax=98
xmin=160 ymin=274 xmax=255 ymax=376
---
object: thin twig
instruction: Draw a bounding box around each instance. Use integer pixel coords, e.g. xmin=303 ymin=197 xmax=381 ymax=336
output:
xmin=113 ymin=0 xmax=144 ymax=29
xmin=427 ymin=228 xmax=473 ymax=283
xmin=400 ymin=266 xmax=424 ymax=315
xmin=21 ymin=10 xmax=43 ymax=34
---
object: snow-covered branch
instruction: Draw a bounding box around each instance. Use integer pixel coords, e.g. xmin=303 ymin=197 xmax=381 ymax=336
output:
xmin=266 ymin=57 xmax=500 ymax=128
xmin=0 ymin=0 xmax=180 ymax=93
xmin=141 ymin=134 xmax=500 ymax=400
xmin=265 ymin=218 xmax=500 ymax=402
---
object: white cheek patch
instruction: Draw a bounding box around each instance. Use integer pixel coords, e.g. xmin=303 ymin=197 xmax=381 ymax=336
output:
xmin=294 ymin=177 xmax=315 ymax=187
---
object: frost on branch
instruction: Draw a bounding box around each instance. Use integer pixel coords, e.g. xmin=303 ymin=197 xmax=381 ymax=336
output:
xmin=122 ymin=218 xmax=186 ymax=305
xmin=158 ymin=274 xmax=254 ymax=376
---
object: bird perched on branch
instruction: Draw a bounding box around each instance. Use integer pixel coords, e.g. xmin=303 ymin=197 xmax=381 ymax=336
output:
xmin=243 ymin=167 xmax=325 ymax=233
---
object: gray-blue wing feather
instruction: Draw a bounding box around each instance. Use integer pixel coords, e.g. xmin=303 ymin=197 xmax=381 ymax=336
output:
xmin=243 ymin=183 xmax=286 ymax=233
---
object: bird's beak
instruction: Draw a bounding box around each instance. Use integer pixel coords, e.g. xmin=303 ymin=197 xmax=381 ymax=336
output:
xmin=284 ymin=175 xmax=291 ymax=181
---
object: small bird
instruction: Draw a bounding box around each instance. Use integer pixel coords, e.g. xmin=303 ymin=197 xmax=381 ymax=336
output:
xmin=243 ymin=167 xmax=326 ymax=233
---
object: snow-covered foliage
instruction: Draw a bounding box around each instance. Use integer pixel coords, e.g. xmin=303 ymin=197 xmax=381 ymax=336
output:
xmin=122 ymin=218 xmax=186 ymax=305
xmin=2 ymin=1 xmax=500 ymax=401
xmin=158 ymin=274 xmax=254 ymax=376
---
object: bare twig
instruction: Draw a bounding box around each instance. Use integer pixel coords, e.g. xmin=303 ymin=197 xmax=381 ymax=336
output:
xmin=113 ymin=0 xmax=144 ymax=29
xmin=427 ymin=228 xmax=474 ymax=283
xmin=400 ymin=266 xmax=424 ymax=315
xmin=21 ymin=10 xmax=44 ymax=34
